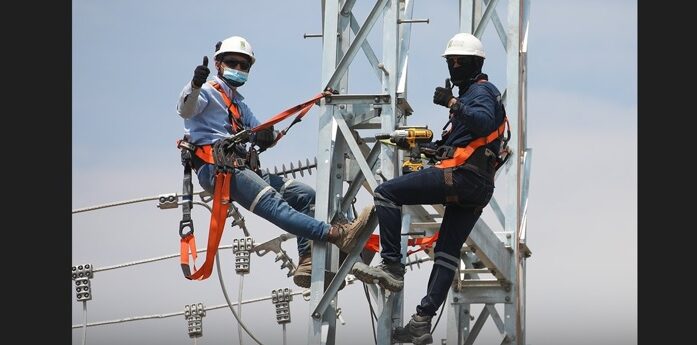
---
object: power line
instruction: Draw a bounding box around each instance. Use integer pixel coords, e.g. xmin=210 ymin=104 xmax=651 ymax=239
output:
xmin=72 ymin=195 xmax=161 ymax=213
xmin=71 ymin=291 xmax=305 ymax=329
xmin=92 ymin=245 xmax=234 ymax=273
xmin=72 ymin=190 xmax=209 ymax=214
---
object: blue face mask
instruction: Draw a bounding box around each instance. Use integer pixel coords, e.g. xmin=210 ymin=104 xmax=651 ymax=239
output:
xmin=222 ymin=67 xmax=249 ymax=87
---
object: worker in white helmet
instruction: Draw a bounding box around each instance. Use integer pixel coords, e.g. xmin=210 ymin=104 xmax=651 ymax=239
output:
xmin=176 ymin=35 xmax=374 ymax=289
xmin=352 ymin=32 xmax=509 ymax=345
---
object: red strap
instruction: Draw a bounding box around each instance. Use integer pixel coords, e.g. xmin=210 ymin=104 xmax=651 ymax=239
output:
xmin=210 ymin=81 xmax=243 ymax=133
xmin=362 ymin=232 xmax=440 ymax=256
xmin=190 ymin=144 xmax=214 ymax=164
xmin=407 ymin=232 xmax=439 ymax=255
xmin=184 ymin=170 xmax=232 ymax=280
xmin=251 ymin=93 xmax=325 ymax=133
xmin=365 ymin=234 xmax=380 ymax=252
xmin=180 ymin=234 xmax=199 ymax=278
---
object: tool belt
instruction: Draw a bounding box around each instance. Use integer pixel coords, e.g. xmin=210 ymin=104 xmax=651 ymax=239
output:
xmin=181 ymin=139 xmax=266 ymax=178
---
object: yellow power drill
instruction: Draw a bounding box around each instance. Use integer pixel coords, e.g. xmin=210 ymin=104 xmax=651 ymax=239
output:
xmin=375 ymin=127 xmax=434 ymax=174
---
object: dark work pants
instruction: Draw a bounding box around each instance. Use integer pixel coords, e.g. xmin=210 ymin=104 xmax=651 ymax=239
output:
xmin=374 ymin=165 xmax=494 ymax=316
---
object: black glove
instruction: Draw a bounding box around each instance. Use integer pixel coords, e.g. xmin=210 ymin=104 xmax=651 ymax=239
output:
xmin=418 ymin=142 xmax=438 ymax=159
xmin=192 ymin=56 xmax=210 ymax=88
xmin=255 ymin=126 xmax=276 ymax=149
xmin=433 ymin=87 xmax=454 ymax=108
xmin=433 ymin=78 xmax=454 ymax=108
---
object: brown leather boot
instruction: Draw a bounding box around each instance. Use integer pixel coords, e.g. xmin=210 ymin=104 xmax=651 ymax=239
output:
xmin=326 ymin=206 xmax=375 ymax=253
xmin=292 ymin=253 xmax=347 ymax=291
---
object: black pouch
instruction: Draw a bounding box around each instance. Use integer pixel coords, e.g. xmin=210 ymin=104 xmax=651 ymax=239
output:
xmin=246 ymin=147 xmax=262 ymax=176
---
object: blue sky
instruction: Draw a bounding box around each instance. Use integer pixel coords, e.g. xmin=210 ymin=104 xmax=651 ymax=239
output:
xmin=72 ymin=1 xmax=637 ymax=344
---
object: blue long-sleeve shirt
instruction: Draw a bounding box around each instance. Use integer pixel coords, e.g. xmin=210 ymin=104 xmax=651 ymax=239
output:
xmin=176 ymin=75 xmax=260 ymax=146
xmin=442 ymin=80 xmax=505 ymax=153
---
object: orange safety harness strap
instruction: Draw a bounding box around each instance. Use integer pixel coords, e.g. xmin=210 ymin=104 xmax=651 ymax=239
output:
xmin=184 ymin=169 xmax=231 ymax=280
xmin=251 ymin=92 xmax=327 ymax=148
xmin=364 ymin=232 xmax=440 ymax=255
xmin=193 ymin=144 xmax=215 ymax=164
xmin=210 ymin=81 xmax=244 ymax=133
xmin=434 ymin=116 xmax=509 ymax=169
xmin=180 ymin=234 xmax=198 ymax=276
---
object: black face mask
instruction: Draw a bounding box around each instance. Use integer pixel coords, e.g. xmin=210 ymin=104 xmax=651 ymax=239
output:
xmin=447 ymin=55 xmax=483 ymax=87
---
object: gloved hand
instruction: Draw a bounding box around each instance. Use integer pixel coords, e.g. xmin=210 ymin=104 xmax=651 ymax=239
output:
xmin=255 ymin=126 xmax=276 ymax=149
xmin=418 ymin=142 xmax=438 ymax=159
xmin=192 ymin=56 xmax=210 ymax=88
xmin=433 ymin=78 xmax=454 ymax=108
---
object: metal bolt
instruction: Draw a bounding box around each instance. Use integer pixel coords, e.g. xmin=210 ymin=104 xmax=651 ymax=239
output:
xmin=377 ymin=63 xmax=389 ymax=76
xmin=505 ymin=296 xmax=510 ymax=302
xmin=397 ymin=18 xmax=430 ymax=24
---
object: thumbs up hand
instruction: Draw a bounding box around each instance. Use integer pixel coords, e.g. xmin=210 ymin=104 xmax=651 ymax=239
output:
xmin=433 ymin=78 xmax=454 ymax=108
xmin=192 ymin=56 xmax=210 ymax=88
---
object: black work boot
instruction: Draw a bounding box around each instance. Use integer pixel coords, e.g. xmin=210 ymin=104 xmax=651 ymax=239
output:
xmin=392 ymin=313 xmax=433 ymax=345
xmin=292 ymin=253 xmax=347 ymax=291
xmin=326 ymin=206 xmax=375 ymax=253
xmin=351 ymin=260 xmax=405 ymax=292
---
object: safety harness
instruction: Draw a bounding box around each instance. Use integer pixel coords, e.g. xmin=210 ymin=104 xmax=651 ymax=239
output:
xmin=362 ymin=104 xmax=510 ymax=257
xmin=176 ymin=82 xmax=329 ymax=280
xmin=432 ymin=80 xmax=511 ymax=206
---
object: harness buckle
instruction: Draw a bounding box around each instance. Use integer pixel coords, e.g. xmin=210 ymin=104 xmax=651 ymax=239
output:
xmin=179 ymin=219 xmax=194 ymax=238
xmin=177 ymin=139 xmax=196 ymax=152
xmin=434 ymin=145 xmax=456 ymax=160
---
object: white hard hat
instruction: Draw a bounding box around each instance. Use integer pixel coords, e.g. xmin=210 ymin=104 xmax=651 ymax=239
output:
xmin=215 ymin=36 xmax=256 ymax=65
xmin=442 ymin=33 xmax=486 ymax=58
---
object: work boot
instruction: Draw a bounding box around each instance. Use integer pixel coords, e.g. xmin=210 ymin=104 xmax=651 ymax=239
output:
xmin=292 ymin=253 xmax=347 ymax=291
xmin=392 ymin=313 xmax=433 ymax=345
xmin=326 ymin=206 xmax=375 ymax=253
xmin=351 ymin=260 xmax=405 ymax=292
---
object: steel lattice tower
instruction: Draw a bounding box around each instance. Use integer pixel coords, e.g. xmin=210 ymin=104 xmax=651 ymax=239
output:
xmin=306 ymin=1 xmax=531 ymax=344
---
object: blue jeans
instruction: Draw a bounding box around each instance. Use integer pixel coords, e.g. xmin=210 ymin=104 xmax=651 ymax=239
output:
xmin=374 ymin=165 xmax=494 ymax=316
xmin=196 ymin=164 xmax=328 ymax=257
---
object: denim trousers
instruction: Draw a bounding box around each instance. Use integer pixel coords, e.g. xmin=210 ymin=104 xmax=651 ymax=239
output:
xmin=374 ymin=165 xmax=494 ymax=316
xmin=196 ymin=163 xmax=327 ymax=257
